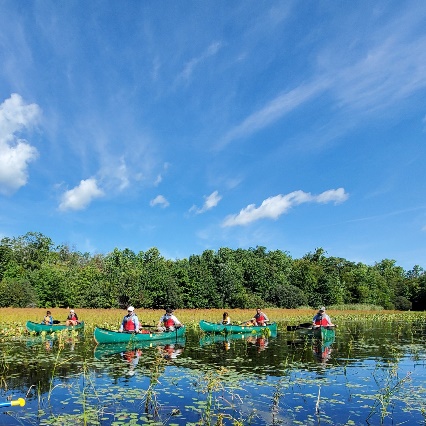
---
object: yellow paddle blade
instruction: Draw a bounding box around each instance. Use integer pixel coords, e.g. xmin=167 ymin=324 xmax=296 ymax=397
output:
xmin=11 ymin=398 xmax=25 ymax=407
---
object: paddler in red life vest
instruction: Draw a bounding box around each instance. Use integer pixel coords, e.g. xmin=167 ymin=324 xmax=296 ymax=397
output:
xmin=157 ymin=308 xmax=182 ymax=332
xmin=253 ymin=308 xmax=269 ymax=326
xmin=119 ymin=306 xmax=140 ymax=333
xmin=312 ymin=306 xmax=334 ymax=327
xmin=65 ymin=309 xmax=79 ymax=326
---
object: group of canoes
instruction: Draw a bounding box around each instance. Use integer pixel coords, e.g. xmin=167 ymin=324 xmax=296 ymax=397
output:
xmin=25 ymin=306 xmax=336 ymax=344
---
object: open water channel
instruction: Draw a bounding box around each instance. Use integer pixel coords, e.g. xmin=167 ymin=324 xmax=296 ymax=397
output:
xmin=1 ymin=318 xmax=426 ymax=425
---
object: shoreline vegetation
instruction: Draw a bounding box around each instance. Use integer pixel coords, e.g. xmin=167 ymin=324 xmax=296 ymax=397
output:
xmin=1 ymin=233 xmax=425 ymax=313
xmin=1 ymin=306 xmax=421 ymax=335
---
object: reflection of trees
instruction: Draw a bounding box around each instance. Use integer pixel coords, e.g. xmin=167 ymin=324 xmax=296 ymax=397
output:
xmin=2 ymin=320 xmax=425 ymax=396
xmin=2 ymin=338 xmax=87 ymax=396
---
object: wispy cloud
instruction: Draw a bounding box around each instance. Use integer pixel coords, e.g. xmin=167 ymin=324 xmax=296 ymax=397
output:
xmin=150 ymin=195 xmax=169 ymax=208
xmin=190 ymin=190 xmax=222 ymax=214
xmin=59 ymin=178 xmax=104 ymax=211
xmin=222 ymin=188 xmax=348 ymax=227
xmin=216 ymin=79 xmax=330 ymax=149
xmin=176 ymin=41 xmax=222 ymax=83
xmin=0 ymin=93 xmax=41 ymax=195
xmin=218 ymin=7 xmax=426 ymax=149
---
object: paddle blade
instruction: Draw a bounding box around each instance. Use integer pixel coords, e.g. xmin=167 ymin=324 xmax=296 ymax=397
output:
xmin=12 ymin=398 xmax=25 ymax=407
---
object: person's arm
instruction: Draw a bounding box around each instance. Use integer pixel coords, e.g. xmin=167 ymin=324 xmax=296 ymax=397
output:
xmin=119 ymin=317 xmax=124 ymax=332
xmin=173 ymin=315 xmax=182 ymax=326
xmin=134 ymin=316 xmax=140 ymax=332
xmin=264 ymin=313 xmax=270 ymax=322
xmin=157 ymin=316 xmax=163 ymax=327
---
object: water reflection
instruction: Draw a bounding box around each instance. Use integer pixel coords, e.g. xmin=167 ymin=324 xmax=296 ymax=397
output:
xmin=94 ymin=337 xmax=186 ymax=360
xmin=2 ymin=319 xmax=426 ymax=425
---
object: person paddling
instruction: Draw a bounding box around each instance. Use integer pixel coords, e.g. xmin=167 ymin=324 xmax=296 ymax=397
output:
xmin=253 ymin=308 xmax=269 ymax=326
xmin=65 ymin=309 xmax=79 ymax=326
xmin=119 ymin=306 xmax=140 ymax=333
xmin=157 ymin=308 xmax=182 ymax=332
xmin=312 ymin=306 xmax=334 ymax=327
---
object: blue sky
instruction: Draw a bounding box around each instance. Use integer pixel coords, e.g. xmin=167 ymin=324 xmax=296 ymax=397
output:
xmin=1 ymin=1 xmax=425 ymax=270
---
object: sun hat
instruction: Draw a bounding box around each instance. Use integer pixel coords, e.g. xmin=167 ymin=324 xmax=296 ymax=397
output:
xmin=319 ymin=306 xmax=326 ymax=312
xmin=127 ymin=306 xmax=134 ymax=312
xmin=70 ymin=309 xmax=74 ymax=313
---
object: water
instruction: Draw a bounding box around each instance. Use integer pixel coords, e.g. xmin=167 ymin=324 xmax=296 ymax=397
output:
xmin=1 ymin=319 xmax=426 ymax=425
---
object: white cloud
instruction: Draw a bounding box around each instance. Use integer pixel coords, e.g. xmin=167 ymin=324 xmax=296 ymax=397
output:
xmin=59 ymin=178 xmax=104 ymax=211
xmin=222 ymin=188 xmax=348 ymax=227
xmin=150 ymin=195 xmax=169 ymax=208
xmin=190 ymin=190 xmax=222 ymax=214
xmin=177 ymin=41 xmax=222 ymax=82
xmin=0 ymin=93 xmax=41 ymax=195
xmin=217 ymin=80 xmax=329 ymax=149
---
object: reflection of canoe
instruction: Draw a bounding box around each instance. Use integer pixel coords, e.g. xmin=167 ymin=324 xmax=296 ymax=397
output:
xmin=93 ymin=326 xmax=186 ymax=344
xmin=313 ymin=326 xmax=336 ymax=341
xmin=26 ymin=321 xmax=85 ymax=334
xmin=199 ymin=320 xmax=278 ymax=334
xmin=200 ymin=330 xmax=277 ymax=346
xmin=94 ymin=337 xmax=186 ymax=359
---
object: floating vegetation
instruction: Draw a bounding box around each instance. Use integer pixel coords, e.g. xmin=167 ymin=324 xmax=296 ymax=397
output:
xmin=2 ymin=309 xmax=426 ymax=424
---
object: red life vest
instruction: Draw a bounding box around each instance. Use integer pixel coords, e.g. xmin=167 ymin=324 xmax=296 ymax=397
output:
xmin=164 ymin=315 xmax=175 ymax=328
xmin=123 ymin=315 xmax=136 ymax=331
xmin=69 ymin=314 xmax=77 ymax=321
xmin=255 ymin=313 xmax=266 ymax=324
xmin=314 ymin=315 xmax=329 ymax=326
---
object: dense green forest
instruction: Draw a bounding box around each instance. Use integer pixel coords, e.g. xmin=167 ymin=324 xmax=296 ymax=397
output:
xmin=0 ymin=232 xmax=425 ymax=311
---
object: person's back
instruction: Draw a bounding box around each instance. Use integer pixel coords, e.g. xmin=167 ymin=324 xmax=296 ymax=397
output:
xmin=312 ymin=307 xmax=333 ymax=326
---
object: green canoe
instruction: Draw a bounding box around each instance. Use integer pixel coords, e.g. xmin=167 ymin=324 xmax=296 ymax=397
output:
xmin=93 ymin=326 xmax=186 ymax=344
xmin=199 ymin=319 xmax=278 ymax=334
xmin=26 ymin=320 xmax=85 ymax=334
xmin=313 ymin=325 xmax=336 ymax=341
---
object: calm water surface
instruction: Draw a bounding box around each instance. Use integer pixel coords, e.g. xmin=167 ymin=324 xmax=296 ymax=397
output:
xmin=1 ymin=319 xmax=426 ymax=425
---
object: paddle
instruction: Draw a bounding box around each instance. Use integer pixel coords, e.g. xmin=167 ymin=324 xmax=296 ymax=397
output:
xmin=0 ymin=398 xmax=25 ymax=408
xmin=286 ymin=322 xmax=313 ymax=331
xmin=53 ymin=320 xmax=61 ymax=324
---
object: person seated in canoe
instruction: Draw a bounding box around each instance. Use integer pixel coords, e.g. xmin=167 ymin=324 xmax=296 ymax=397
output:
xmin=244 ymin=319 xmax=257 ymax=326
xmin=157 ymin=308 xmax=182 ymax=332
xmin=312 ymin=306 xmax=335 ymax=327
xmin=42 ymin=310 xmax=53 ymax=325
xmin=222 ymin=312 xmax=231 ymax=325
xmin=65 ymin=309 xmax=79 ymax=326
xmin=119 ymin=306 xmax=140 ymax=333
xmin=253 ymin=308 xmax=269 ymax=326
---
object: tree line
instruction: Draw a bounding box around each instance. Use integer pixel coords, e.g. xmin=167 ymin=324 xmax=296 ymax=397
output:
xmin=0 ymin=232 xmax=425 ymax=311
